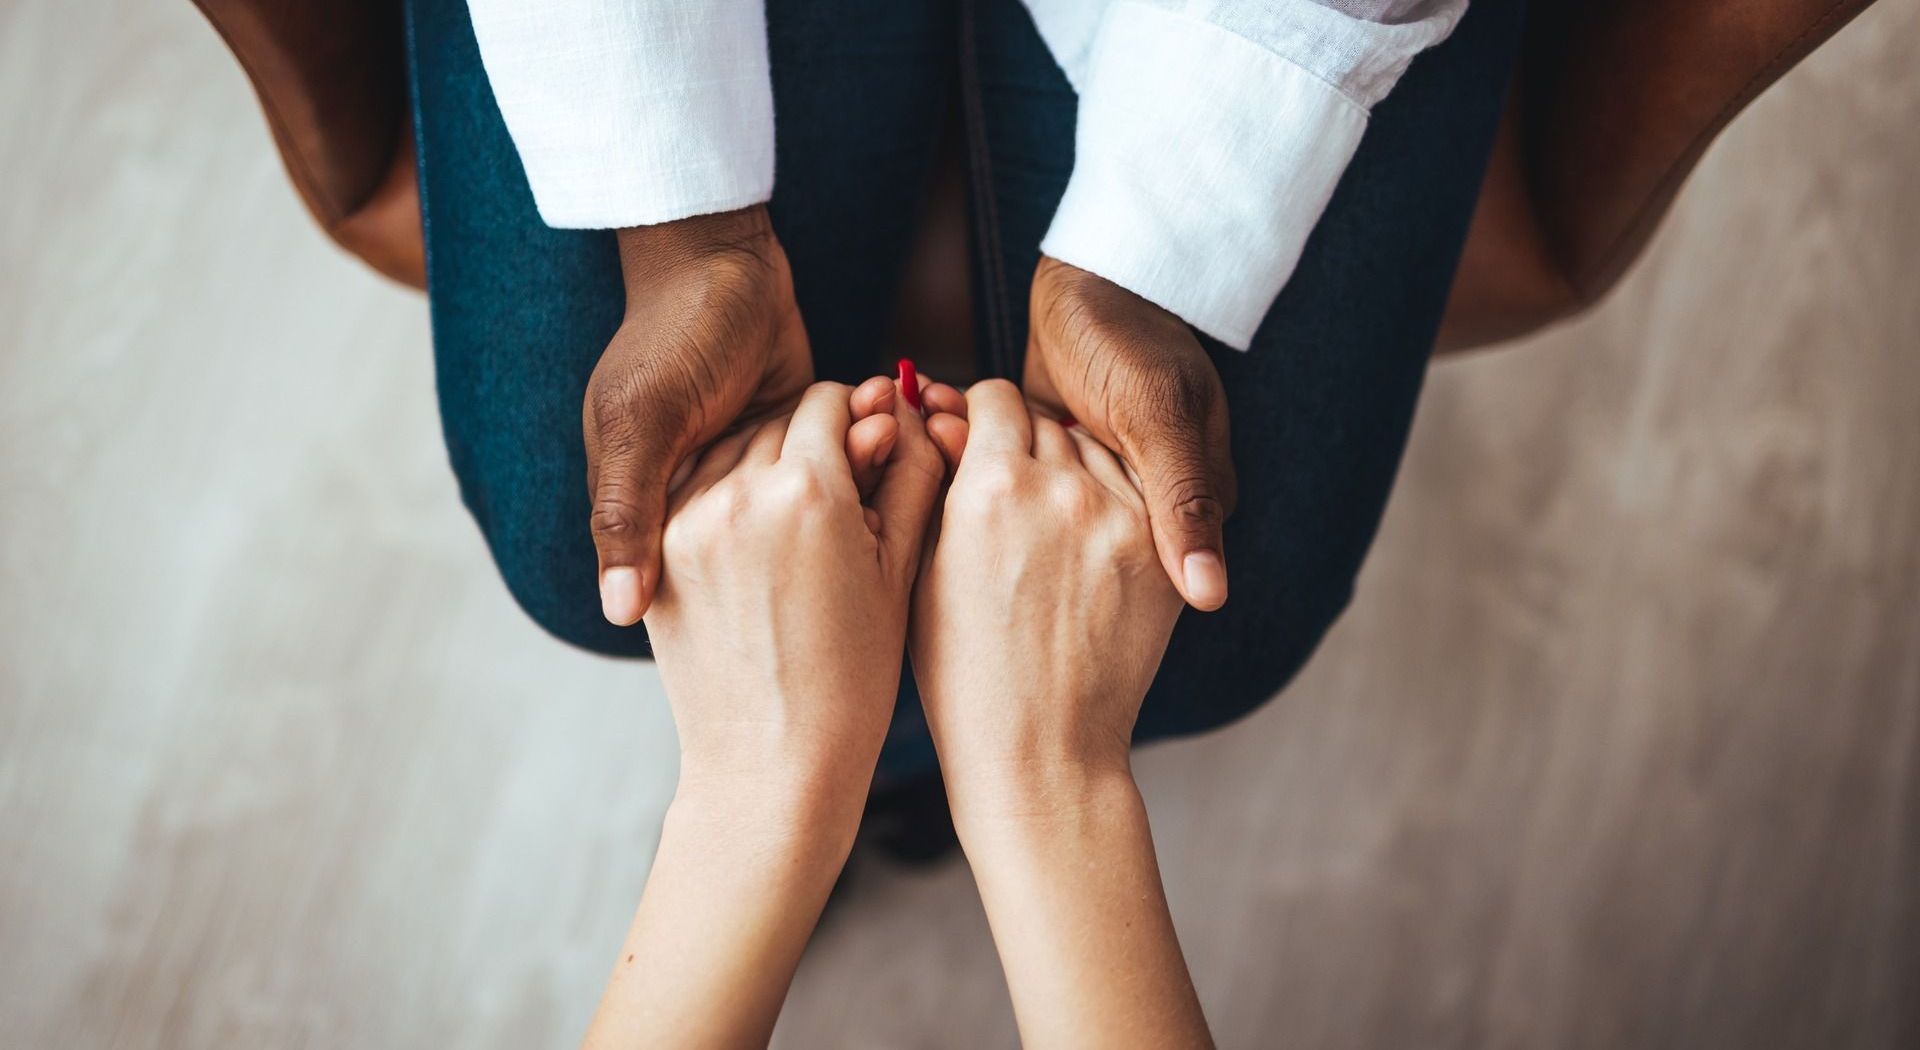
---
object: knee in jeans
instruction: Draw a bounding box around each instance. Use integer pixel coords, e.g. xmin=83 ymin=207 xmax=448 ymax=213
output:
xmin=478 ymin=506 xmax=656 ymax=660
xmin=1139 ymin=571 xmax=1356 ymax=741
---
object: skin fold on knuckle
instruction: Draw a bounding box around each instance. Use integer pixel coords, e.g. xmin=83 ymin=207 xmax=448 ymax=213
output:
xmin=1158 ymin=476 xmax=1226 ymax=541
xmin=589 ymin=492 xmax=652 ymax=554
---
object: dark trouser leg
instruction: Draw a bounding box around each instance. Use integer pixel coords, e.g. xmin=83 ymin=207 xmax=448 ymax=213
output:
xmin=963 ymin=0 xmax=1528 ymax=740
xmin=406 ymin=0 xmax=955 ymax=656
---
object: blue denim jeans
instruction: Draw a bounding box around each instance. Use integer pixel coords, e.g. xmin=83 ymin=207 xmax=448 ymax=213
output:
xmin=406 ymin=0 xmax=1525 ymax=775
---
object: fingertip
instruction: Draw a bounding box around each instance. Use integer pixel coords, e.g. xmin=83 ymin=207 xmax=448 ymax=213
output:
xmin=848 ymin=410 xmax=900 ymax=456
xmin=846 ymin=412 xmax=900 ymax=495
xmin=1180 ymin=551 xmax=1228 ymax=611
xmin=600 ymin=565 xmax=645 ymax=625
xmin=922 ymin=382 xmax=966 ymax=418
xmin=852 ymin=374 xmax=897 ymax=419
xmin=926 ymin=413 xmax=969 ymax=468
xmin=966 ymin=377 xmax=1020 ymax=404
xmin=897 ymin=358 xmax=923 ymax=411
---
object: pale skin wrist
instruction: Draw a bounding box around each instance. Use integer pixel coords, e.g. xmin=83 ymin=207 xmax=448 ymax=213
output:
xmin=669 ymin=735 xmax=878 ymax=857
xmin=945 ymin=756 xmax=1143 ymax=853
xmin=582 ymin=377 xmax=951 ymax=1048
xmin=651 ymin=666 xmax=902 ymax=819
xmin=948 ymin=757 xmax=1211 ymax=1049
xmin=922 ymin=677 xmax=1141 ymax=842
xmin=581 ymin=720 xmax=874 ymax=1050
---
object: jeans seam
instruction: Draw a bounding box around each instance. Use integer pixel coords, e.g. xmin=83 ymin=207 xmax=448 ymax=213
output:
xmin=958 ymin=0 xmax=1016 ymax=379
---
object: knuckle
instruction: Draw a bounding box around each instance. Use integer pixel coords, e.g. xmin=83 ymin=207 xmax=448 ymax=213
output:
xmin=956 ymin=458 xmax=1024 ymax=507
xmin=1044 ymin=474 xmax=1100 ymax=520
xmin=661 ymin=511 xmax=707 ymax=563
xmin=762 ymin=465 xmax=836 ymax=521
xmin=665 ymin=483 xmax=744 ymax=562
xmin=1084 ymin=514 xmax=1142 ymax=567
xmin=711 ymin=480 xmax=759 ymax=537
xmin=945 ymin=464 xmax=1020 ymax=527
xmin=589 ymin=496 xmax=652 ymax=551
xmin=1161 ymin=476 xmax=1226 ymax=535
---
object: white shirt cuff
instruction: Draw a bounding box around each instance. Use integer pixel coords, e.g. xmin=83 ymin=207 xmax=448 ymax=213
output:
xmin=1038 ymin=0 xmax=1368 ymax=350
xmin=466 ymin=0 xmax=775 ymax=229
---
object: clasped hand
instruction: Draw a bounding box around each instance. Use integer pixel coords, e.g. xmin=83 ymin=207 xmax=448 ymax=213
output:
xmin=581 ymin=206 xmax=1214 ymax=1049
xmin=646 ymin=373 xmax=1181 ymax=818
xmin=586 ymin=375 xmax=1208 ymax=1050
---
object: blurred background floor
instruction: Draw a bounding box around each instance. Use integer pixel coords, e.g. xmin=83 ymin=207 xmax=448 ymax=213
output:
xmin=3 ymin=1 xmax=1918 ymax=1047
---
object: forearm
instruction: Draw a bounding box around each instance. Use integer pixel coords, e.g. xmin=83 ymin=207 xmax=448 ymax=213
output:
xmin=951 ymin=762 xmax=1212 ymax=1049
xmin=582 ymin=756 xmax=868 ymax=1049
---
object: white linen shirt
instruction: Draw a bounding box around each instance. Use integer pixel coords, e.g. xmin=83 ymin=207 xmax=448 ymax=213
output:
xmin=465 ymin=0 xmax=1466 ymax=350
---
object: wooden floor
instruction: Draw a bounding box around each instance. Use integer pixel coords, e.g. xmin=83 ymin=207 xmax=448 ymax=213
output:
xmin=4 ymin=2 xmax=1917 ymax=1047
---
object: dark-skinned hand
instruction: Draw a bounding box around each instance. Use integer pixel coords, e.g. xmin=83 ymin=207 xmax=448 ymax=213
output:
xmin=583 ymin=205 xmax=815 ymax=625
xmin=1021 ymin=255 xmax=1237 ymax=610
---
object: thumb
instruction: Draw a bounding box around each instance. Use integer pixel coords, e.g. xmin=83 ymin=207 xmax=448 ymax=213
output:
xmin=1128 ymin=402 xmax=1234 ymax=612
xmin=585 ymin=410 xmax=689 ymax=626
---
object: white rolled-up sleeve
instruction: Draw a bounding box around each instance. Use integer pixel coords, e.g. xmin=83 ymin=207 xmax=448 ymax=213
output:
xmin=465 ymin=0 xmax=775 ymax=229
xmin=1033 ymin=0 xmax=1467 ymax=349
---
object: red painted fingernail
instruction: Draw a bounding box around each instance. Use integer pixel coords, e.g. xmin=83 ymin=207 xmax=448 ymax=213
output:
xmin=897 ymin=358 xmax=923 ymax=412
xmin=1060 ymin=413 xmax=1077 ymax=428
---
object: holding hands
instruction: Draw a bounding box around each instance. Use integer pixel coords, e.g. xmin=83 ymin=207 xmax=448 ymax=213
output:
xmin=585 ymin=376 xmax=947 ymax=1048
xmin=586 ymin=369 xmax=1212 ymax=1048
xmin=913 ymin=378 xmax=1182 ymax=796
xmin=582 ymin=209 xmax=1235 ymax=624
xmin=914 ymin=380 xmax=1208 ymax=1048
xmin=1024 ymin=257 xmax=1237 ymax=612
xmin=585 ymin=205 xmax=814 ymax=626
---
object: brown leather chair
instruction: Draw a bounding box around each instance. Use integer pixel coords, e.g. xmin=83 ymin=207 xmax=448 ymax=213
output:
xmin=189 ymin=0 xmax=1881 ymax=352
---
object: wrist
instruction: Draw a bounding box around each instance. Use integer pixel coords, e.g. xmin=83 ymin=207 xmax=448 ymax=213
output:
xmin=673 ymin=729 xmax=879 ymax=839
xmin=945 ymin=755 xmax=1142 ymax=848
xmin=615 ymin=204 xmax=777 ymax=293
xmin=667 ymin=755 xmax=870 ymax=862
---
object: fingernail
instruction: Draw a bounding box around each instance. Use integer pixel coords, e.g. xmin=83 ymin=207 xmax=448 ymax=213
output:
xmin=897 ymin=358 xmax=923 ymax=413
xmin=1182 ymin=551 xmax=1228 ymax=610
xmin=600 ymin=566 xmax=642 ymax=625
xmin=1060 ymin=413 xmax=1077 ymax=428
